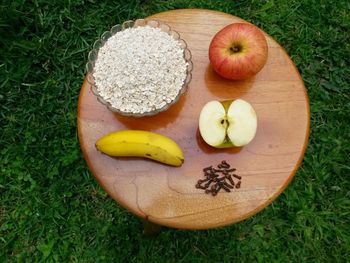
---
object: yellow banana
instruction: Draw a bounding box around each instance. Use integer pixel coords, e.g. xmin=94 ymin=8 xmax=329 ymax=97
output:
xmin=95 ymin=130 xmax=184 ymax=166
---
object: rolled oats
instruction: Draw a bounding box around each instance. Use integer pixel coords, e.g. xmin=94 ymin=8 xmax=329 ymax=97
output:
xmin=93 ymin=25 xmax=188 ymax=114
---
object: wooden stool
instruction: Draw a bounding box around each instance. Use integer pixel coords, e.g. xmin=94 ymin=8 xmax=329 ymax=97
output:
xmin=77 ymin=9 xmax=310 ymax=231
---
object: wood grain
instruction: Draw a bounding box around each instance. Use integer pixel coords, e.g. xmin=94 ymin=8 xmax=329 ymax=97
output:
xmin=77 ymin=9 xmax=310 ymax=229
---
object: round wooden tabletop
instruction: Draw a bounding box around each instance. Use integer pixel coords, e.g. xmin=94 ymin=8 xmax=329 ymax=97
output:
xmin=77 ymin=9 xmax=310 ymax=229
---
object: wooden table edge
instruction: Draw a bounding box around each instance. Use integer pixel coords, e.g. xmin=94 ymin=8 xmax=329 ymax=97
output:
xmin=77 ymin=8 xmax=311 ymax=230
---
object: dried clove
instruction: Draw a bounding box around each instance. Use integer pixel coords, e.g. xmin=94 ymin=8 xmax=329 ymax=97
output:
xmin=197 ymin=178 xmax=209 ymax=184
xmin=223 ymin=181 xmax=234 ymax=189
xmin=221 ymin=160 xmax=230 ymax=167
xmin=221 ymin=184 xmax=231 ymax=192
xmin=203 ymin=166 xmax=213 ymax=173
xmin=196 ymin=161 xmax=242 ymax=196
xmin=232 ymin=174 xmax=242 ymax=180
xmin=226 ymin=174 xmax=235 ymax=186
xmin=195 ymin=183 xmax=206 ymax=189
xmin=204 ymin=180 xmax=213 ymax=188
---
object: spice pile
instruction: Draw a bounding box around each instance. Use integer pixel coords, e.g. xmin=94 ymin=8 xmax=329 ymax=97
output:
xmin=196 ymin=161 xmax=241 ymax=196
xmin=93 ymin=25 xmax=188 ymax=114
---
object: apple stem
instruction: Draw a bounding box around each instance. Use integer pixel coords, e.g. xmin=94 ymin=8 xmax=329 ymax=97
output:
xmin=229 ymin=43 xmax=243 ymax=54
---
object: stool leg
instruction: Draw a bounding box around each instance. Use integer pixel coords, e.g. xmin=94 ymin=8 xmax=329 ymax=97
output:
xmin=142 ymin=220 xmax=162 ymax=236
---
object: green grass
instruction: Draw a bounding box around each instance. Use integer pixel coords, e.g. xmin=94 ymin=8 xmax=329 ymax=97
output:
xmin=1 ymin=0 xmax=350 ymax=261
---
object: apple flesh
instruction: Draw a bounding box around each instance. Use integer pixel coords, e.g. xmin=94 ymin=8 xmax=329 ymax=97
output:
xmin=199 ymin=99 xmax=257 ymax=148
xmin=209 ymin=23 xmax=268 ymax=80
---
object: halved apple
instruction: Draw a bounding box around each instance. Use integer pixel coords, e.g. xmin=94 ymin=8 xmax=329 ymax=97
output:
xmin=199 ymin=99 xmax=257 ymax=148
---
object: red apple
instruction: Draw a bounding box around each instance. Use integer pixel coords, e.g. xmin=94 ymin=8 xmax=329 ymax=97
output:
xmin=209 ymin=23 xmax=268 ymax=80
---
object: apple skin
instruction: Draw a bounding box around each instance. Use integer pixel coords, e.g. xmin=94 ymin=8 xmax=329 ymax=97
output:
xmin=199 ymin=99 xmax=257 ymax=148
xmin=209 ymin=23 xmax=268 ymax=80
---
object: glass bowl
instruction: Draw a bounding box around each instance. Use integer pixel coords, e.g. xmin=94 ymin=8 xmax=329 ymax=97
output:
xmin=86 ymin=19 xmax=193 ymax=117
